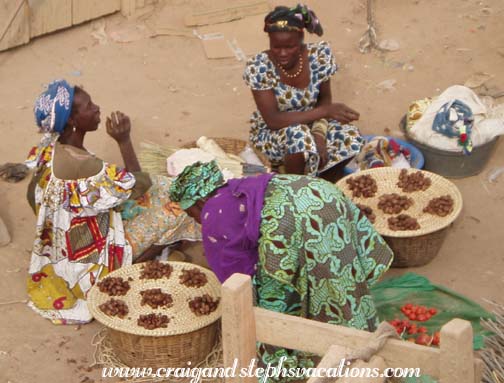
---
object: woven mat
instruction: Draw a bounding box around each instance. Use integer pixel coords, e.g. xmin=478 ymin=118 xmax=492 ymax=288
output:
xmin=336 ymin=168 xmax=463 ymax=238
xmin=88 ymin=262 xmax=221 ymax=336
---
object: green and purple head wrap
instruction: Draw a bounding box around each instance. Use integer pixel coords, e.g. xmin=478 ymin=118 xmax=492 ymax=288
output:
xmin=169 ymin=161 xmax=226 ymax=210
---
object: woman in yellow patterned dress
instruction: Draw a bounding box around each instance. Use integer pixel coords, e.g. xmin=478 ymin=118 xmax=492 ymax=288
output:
xmin=26 ymin=80 xmax=200 ymax=324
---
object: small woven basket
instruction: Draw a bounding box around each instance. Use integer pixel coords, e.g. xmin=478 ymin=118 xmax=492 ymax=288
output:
xmin=88 ymin=262 xmax=221 ymax=368
xmin=336 ymin=168 xmax=463 ymax=267
xmin=181 ymin=137 xmax=271 ymax=168
xmin=108 ymin=321 xmax=220 ymax=369
xmin=384 ymin=228 xmax=449 ymax=268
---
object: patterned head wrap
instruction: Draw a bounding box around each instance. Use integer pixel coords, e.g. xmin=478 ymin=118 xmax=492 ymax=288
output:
xmin=169 ymin=161 xmax=226 ymax=210
xmin=26 ymin=80 xmax=75 ymax=169
xmin=432 ymin=99 xmax=474 ymax=155
xmin=34 ymin=80 xmax=75 ymax=134
xmin=264 ymin=4 xmax=323 ymax=36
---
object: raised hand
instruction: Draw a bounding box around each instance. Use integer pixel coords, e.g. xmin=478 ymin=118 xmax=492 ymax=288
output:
xmin=106 ymin=111 xmax=131 ymax=144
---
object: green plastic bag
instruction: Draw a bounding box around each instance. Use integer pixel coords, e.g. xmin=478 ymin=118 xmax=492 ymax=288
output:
xmin=371 ymin=272 xmax=494 ymax=350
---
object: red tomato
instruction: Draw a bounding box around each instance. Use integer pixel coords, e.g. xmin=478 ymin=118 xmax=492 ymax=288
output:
xmin=415 ymin=334 xmax=432 ymax=346
xmin=425 ymin=313 xmax=432 ymax=320
xmin=429 ymin=308 xmax=437 ymax=315
xmin=409 ymin=314 xmax=417 ymax=321
xmin=417 ymin=307 xmax=427 ymax=315
xmin=417 ymin=314 xmax=427 ymax=322
xmin=418 ymin=327 xmax=428 ymax=333
xmin=405 ymin=303 xmax=413 ymax=309
xmin=408 ymin=327 xmax=418 ymax=335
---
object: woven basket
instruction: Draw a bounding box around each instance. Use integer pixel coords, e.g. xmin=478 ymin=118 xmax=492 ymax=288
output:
xmin=384 ymin=228 xmax=449 ymax=268
xmin=181 ymin=137 xmax=271 ymax=168
xmin=336 ymin=168 xmax=463 ymax=267
xmin=108 ymin=321 xmax=220 ymax=368
xmin=88 ymin=262 xmax=221 ymax=368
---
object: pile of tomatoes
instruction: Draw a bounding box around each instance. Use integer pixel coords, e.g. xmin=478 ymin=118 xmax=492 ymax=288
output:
xmin=388 ymin=303 xmax=441 ymax=346
xmin=401 ymin=303 xmax=437 ymax=321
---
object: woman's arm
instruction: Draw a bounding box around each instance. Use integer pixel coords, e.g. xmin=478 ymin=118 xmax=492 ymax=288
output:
xmin=316 ymin=79 xmax=332 ymax=107
xmin=106 ymin=111 xmax=141 ymax=172
xmin=252 ymin=80 xmax=360 ymax=130
xmin=252 ymin=89 xmax=329 ymax=130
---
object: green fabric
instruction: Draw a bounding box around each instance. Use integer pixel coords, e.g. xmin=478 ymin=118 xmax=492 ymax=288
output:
xmin=371 ymin=272 xmax=495 ymax=350
xmin=253 ymin=175 xmax=394 ymax=382
xmin=168 ymin=160 xmax=225 ymax=209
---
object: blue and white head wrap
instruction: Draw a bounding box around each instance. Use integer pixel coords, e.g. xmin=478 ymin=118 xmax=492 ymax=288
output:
xmin=34 ymin=80 xmax=75 ymax=134
xmin=432 ymin=99 xmax=474 ymax=155
xmin=26 ymin=80 xmax=75 ymax=169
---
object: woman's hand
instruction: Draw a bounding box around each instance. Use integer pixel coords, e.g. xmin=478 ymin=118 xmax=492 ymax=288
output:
xmin=313 ymin=133 xmax=329 ymax=170
xmin=324 ymin=103 xmax=360 ymax=124
xmin=106 ymin=111 xmax=131 ymax=144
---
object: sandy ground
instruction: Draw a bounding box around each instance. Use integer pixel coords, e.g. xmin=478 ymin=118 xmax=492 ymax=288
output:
xmin=1 ymin=0 xmax=504 ymax=382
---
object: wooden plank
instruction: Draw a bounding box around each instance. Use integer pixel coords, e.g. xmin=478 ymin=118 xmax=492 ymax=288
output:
xmin=339 ymin=357 xmax=387 ymax=383
xmin=474 ymin=358 xmax=484 ymax=383
xmin=0 ymin=216 xmax=10 ymax=246
xmin=120 ymin=0 xmax=136 ymax=16
xmin=254 ymin=308 xmax=480 ymax=378
xmin=0 ymin=0 xmax=30 ymax=52
xmin=221 ymin=274 xmax=257 ymax=383
xmin=28 ymin=0 xmax=71 ymax=38
xmin=307 ymin=345 xmax=349 ymax=383
xmin=439 ymin=319 xmax=474 ymax=383
xmin=72 ymin=0 xmax=120 ymax=25
xmin=185 ymin=1 xmax=270 ymax=27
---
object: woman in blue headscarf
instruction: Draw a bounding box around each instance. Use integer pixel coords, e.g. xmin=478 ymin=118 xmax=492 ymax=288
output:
xmin=26 ymin=80 xmax=200 ymax=324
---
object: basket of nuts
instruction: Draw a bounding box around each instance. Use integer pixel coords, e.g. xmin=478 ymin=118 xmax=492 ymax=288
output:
xmin=336 ymin=168 xmax=463 ymax=267
xmin=87 ymin=261 xmax=221 ymax=368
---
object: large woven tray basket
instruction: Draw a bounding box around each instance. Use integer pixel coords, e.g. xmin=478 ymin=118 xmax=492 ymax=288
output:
xmin=336 ymin=168 xmax=463 ymax=267
xmin=88 ymin=262 xmax=221 ymax=368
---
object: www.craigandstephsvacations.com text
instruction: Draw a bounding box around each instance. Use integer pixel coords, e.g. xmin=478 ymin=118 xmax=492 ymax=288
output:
xmin=102 ymin=357 xmax=421 ymax=382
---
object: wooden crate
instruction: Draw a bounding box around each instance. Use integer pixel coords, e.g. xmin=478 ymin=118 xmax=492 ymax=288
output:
xmin=222 ymin=274 xmax=484 ymax=383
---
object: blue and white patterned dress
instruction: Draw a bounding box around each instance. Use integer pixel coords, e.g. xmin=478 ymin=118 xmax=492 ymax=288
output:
xmin=243 ymin=41 xmax=363 ymax=176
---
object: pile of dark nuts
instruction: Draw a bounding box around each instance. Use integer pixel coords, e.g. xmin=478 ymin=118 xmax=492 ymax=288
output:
xmin=137 ymin=313 xmax=170 ymax=330
xmin=139 ymin=260 xmax=173 ymax=280
xmin=423 ymin=195 xmax=454 ymax=217
xmin=97 ymin=277 xmax=131 ymax=296
xmin=346 ymin=175 xmax=378 ymax=198
xmin=356 ymin=204 xmax=376 ymax=223
xmin=388 ymin=214 xmax=420 ymax=231
xmin=99 ymin=298 xmax=129 ymax=318
xmin=188 ymin=294 xmax=220 ymax=316
xmin=140 ymin=289 xmax=174 ymax=309
xmin=378 ymin=193 xmax=414 ymax=214
xmin=397 ymin=169 xmax=431 ymax=193
xmin=179 ymin=268 xmax=208 ymax=288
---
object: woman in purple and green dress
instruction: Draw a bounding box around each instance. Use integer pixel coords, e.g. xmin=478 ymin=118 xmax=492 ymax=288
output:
xmin=169 ymin=161 xmax=393 ymax=379
xmin=244 ymin=5 xmax=364 ymax=182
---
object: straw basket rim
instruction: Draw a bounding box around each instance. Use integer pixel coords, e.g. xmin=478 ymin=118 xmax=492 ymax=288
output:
xmin=181 ymin=136 xmax=271 ymax=168
xmin=87 ymin=261 xmax=221 ymax=337
xmin=336 ymin=168 xmax=463 ymax=238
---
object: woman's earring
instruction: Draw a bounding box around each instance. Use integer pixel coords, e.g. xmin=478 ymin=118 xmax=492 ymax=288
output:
xmin=72 ymin=125 xmax=77 ymax=133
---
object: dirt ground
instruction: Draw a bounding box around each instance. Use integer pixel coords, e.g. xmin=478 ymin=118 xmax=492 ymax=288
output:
xmin=1 ymin=0 xmax=504 ymax=382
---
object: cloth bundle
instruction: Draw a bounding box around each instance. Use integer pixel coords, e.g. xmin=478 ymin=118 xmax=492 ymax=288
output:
xmin=354 ymin=136 xmax=412 ymax=171
xmin=408 ymin=85 xmax=504 ymax=153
